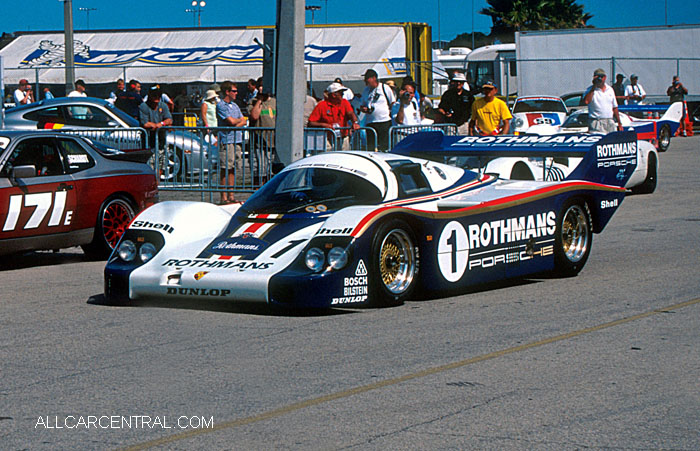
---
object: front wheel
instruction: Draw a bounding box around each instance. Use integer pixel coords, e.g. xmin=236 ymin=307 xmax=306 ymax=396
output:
xmin=82 ymin=196 xmax=136 ymax=259
xmin=658 ymin=125 xmax=671 ymax=152
xmin=369 ymin=219 xmax=418 ymax=306
xmin=553 ymin=199 xmax=592 ymax=276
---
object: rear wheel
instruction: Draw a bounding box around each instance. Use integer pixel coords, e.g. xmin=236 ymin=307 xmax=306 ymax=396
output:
xmin=554 ymin=199 xmax=592 ymax=276
xmin=82 ymin=196 xmax=136 ymax=259
xmin=369 ymin=219 xmax=418 ymax=306
xmin=658 ymin=125 xmax=671 ymax=152
xmin=630 ymin=154 xmax=657 ymax=194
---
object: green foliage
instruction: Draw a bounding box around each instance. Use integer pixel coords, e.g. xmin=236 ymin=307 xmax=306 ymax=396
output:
xmin=480 ymin=0 xmax=593 ymax=34
xmin=447 ymin=31 xmax=492 ymax=49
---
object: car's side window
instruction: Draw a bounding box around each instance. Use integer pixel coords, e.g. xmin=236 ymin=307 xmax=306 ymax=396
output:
xmin=57 ymin=138 xmax=95 ymax=173
xmin=391 ymin=162 xmax=432 ymax=199
xmin=0 ymin=138 xmax=65 ymax=177
xmin=24 ymin=107 xmax=64 ymax=128
xmin=61 ymin=105 xmax=112 ymax=127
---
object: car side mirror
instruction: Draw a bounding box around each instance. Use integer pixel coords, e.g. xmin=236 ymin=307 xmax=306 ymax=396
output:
xmin=12 ymin=165 xmax=37 ymax=180
xmin=107 ymin=120 xmax=119 ymax=128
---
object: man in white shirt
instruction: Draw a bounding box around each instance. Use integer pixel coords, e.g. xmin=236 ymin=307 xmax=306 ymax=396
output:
xmin=583 ymin=68 xmax=622 ymax=134
xmin=360 ymin=68 xmax=396 ymax=151
xmin=391 ymin=80 xmax=422 ymax=126
xmin=13 ymin=79 xmax=34 ymax=105
xmin=67 ymin=79 xmax=87 ymax=97
xmin=624 ymin=74 xmax=646 ymax=105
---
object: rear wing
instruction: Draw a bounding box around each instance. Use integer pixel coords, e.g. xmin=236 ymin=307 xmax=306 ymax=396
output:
xmin=618 ymin=102 xmax=683 ymax=123
xmin=390 ymin=131 xmax=638 ymax=187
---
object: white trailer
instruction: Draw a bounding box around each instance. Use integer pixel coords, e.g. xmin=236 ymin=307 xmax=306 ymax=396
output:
xmin=516 ymin=25 xmax=700 ymax=101
xmin=466 ymin=43 xmax=517 ymax=96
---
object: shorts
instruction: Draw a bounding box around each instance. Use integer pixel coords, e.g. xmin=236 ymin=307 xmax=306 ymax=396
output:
xmin=220 ymin=143 xmax=243 ymax=173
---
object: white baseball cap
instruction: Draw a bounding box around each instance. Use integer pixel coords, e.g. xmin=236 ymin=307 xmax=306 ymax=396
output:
xmin=326 ymin=82 xmax=348 ymax=93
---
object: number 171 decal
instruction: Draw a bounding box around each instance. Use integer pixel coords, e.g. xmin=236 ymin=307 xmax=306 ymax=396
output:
xmin=2 ymin=192 xmax=73 ymax=232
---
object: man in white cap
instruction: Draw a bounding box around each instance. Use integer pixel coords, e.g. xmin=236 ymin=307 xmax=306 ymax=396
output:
xmin=308 ymin=82 xmax=360 ymax=150
xmin=583 ymin=68 xmax=622 ymax=134
xmin=624 ymin=74 xmax=646 ymax=105
xmin=438 ymin=72 xmax=474 ymax=134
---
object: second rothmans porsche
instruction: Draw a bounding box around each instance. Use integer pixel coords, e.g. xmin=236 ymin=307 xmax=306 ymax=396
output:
xmin=105 ymin=131 xmax=637 ymax=308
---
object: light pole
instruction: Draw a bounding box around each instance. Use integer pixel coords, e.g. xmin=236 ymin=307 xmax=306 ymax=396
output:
xmin=78 ymin=7 xmax=96 ymax=29
xmin=191 ymin=0 xmax=206 ymax=27
xmin=305 ymin=5 xmax=320 ymax=24
xmin=471 ymin=0 xmax=475 ymax=50
xmin=184 ymin=8 xmax=196 ymax=26
xmin=59 ymin=0 xmax=75 ymax=93
xmin=437 ymin=0 xmax=441 ymax=47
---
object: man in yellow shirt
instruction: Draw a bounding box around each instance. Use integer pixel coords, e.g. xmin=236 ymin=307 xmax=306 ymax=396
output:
xmin=468 ymin=80 xmax=512 ymax=136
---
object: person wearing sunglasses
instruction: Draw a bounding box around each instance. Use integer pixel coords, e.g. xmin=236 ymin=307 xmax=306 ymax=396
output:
xmin=468 ymin=80 xmax=512 ymax=136
xmin=216 ymin=81 xmax=247 ymax=203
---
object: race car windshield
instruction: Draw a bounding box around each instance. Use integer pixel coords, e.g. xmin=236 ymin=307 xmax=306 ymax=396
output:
xmin=562 ymin=112 xmax=589 ymax=128
xmin=513 ymin=99 xmax=567 ymax=114
xmin=241 ymin=167 xmax=383 ymax=214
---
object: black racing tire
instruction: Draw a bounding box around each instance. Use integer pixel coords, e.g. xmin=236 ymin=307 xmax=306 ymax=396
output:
xmin=630 ymin=154 xmax=657 ymax=195
xmin=82 ymin=195 xmax=136 ymax=260
xmin=369 ymin=219 xmax=419 ymax=307
xmin=658 ymin=125 xmax=671 ymax=152
xmin=553 ymin=199 xmax=593 ymax=276
xmin=510 ymin=162 xmax=535 ymax=180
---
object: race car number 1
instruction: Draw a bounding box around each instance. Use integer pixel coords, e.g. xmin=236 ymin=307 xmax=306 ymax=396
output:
xmin=437 ymin=221 xmax=469 ymax=282
xmin=2 ymin=192 xmax=72 ymax=231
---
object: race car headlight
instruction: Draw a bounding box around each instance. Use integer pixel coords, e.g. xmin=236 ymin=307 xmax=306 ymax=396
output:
xmin=305 ymin=247 xmax=325 ymax=272
xmin=327 ymin=246 xmax=348 ymax=270
xmin=139 ymin=242 xmax=157 ymax=263
xmin=514 ymin=117 xmax=524 ymax=128
xmin=118 ymin=240 xmax=137 ymax=262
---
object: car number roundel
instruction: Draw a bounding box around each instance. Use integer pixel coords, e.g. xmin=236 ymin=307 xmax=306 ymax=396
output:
xmin=437 ymin=221 xmax=469 ymax=282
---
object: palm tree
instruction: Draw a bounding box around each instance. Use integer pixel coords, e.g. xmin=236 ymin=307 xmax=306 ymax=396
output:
xmin=480 ymin=0 xmax=592 ymax=34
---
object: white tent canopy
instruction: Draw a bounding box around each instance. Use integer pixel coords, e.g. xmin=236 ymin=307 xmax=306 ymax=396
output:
xmin=0 ymin=25 xmax=407 ymax=85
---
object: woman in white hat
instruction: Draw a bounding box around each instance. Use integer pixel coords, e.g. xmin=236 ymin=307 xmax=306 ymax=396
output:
xmin=200 ymin=89 xmax=220 ymax=128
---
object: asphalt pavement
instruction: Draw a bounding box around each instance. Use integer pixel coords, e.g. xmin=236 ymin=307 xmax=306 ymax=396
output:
xmin=1 ymin=135 xmax=699 ymax=450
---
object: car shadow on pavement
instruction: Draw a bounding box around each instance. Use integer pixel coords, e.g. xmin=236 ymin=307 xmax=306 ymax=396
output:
xmin=0 ymin=249 xmax=90 ymax=270
xmin=87 ymin=294 xmax=356 ymax=317
xmin=416 ymin=277 xmax=542 ymax=303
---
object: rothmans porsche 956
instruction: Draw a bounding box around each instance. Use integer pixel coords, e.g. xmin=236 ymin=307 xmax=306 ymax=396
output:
xmin=104 ymin=131 xmax=637 ymax=308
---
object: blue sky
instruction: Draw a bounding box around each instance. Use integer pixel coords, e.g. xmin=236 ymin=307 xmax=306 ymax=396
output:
xmin=2 ymin=0 xmax=697 ymax=42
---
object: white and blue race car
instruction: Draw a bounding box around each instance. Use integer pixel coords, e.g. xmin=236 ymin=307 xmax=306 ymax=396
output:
xmin=104 ymin=131 xmax=637 ymax=308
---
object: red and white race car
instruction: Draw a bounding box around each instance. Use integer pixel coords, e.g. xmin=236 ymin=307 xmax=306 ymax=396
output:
xmin=511 ymin=96 xmax=568 ymax=134
xmin=0 ymin=131 xmax=158 ymax=257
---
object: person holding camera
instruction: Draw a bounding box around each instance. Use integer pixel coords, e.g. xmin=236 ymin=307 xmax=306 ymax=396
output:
xmin=391 ymin=81 xmax=422 ymax=126
xmin=583 ymin=68 xmax=623 ymax=134
xmin=13 ymin=79 xmax=34 ymax=106
xmin=248 ymin=81 xmax=278 ymax=183
xmin=667 ymin=75 xmax=688 ymax=103
xmin=437 ymin=72 xmax=473 ymax=134
xmin=624 ymin=74 xmax=646 ymax=105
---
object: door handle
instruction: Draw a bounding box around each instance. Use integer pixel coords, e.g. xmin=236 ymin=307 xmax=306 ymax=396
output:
xmin=57 ymin=183 xmax=74 ymax=191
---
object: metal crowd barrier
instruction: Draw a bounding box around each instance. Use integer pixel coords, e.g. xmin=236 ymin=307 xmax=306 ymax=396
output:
xmin=151 ymin=126 xmax=275 ymax=202
xmin=303 ymin=126 xmax=377 ymax=155
xmin=60 ymin=124 xmax=384 ymax=202
xmin=59 ymin=127 xmax=148 ymax=150
xmin=389 ymin=123 xmax=458 ymax=149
